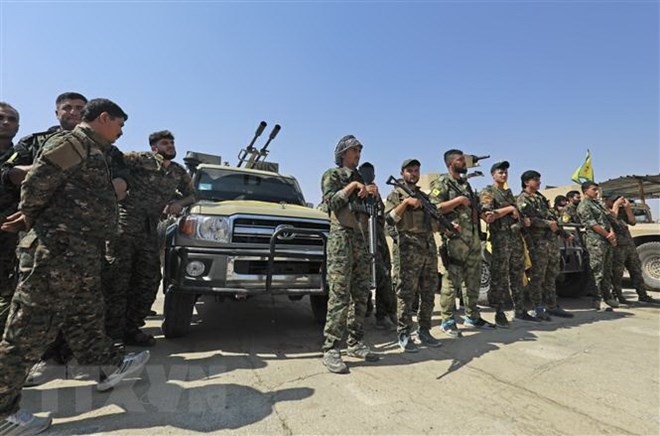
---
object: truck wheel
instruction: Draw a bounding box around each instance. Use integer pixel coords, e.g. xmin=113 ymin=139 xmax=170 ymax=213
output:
xmin=162 ymin=290 xmax=196 ymax=338
xmin=309 ymin=295 xmax=328 ymax=325
xmin=638 ymin=241 xmax=660 ymax=291
xmin=556 ymin=271 xmax=588 ymax=298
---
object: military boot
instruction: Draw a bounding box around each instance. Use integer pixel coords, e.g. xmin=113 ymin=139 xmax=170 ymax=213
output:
xmin=322 ymin=349 xmax=349 ymax=374
xmin=417 ymin=329 xmax=442 ymax=347
xmin=547 ymin=306 xmax=574 ymax=318
xmin=495 ymin=311 xmax=510 ymax=328
xmin=347 ymin=342 xmax=379 ymax=361
xmin=638 ymin=294 xmax=660 ymax=304
xmin=604 ymin=298 xmax=620 ymax=309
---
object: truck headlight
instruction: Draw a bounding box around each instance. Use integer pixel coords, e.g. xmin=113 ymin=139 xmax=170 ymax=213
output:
xmin=196 ymin=216 xmax=230 ymax=242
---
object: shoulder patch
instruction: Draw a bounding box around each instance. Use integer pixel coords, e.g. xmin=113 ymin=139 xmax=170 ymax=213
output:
xmin=431 ymin=188 xmax=441 ymax=197
xmin=42 ymin=140 xmax=86 ymax=170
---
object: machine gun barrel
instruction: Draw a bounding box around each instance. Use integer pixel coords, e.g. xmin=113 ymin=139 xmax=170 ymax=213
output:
xmin=254 ymin=124 xmax=281 ymax=164
xmin=385 ymin=176 xmax=456 ymax=235
xmin=237 ymin=121 xmax=267 ymax=167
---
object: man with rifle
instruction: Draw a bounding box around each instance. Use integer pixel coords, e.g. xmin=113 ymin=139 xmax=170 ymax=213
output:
xmin=479 ymin=161 xmax=539 ymax=327
xmin=385 ymin=159 xmax=457 ymax=351
xmin=429 ymin=149 xmax=495 ymax=338
xmin=320 ymin=135 xmax=379 ymax=374
xmin=516 ymin=170 xmax=574 ymax=320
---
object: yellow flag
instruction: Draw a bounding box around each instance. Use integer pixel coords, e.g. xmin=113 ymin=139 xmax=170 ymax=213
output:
xmin=571 ymin=150 xmax=594 ymax=183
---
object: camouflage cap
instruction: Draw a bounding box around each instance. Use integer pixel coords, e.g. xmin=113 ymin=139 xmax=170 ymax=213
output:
xmin=401 ymin=158 xmax=421 ymax=170
xmin=334 ymin=135 xmax=363 ymax=166
xmin=490 ymin=160 xmax=510 ymax=173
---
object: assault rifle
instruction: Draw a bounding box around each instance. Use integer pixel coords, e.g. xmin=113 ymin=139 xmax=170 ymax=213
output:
xmin=358 ymin=163 xmax=379 ymax=292
xmin=444 ymin=176 xmax=482 ymax=227
xmin=385 ymin=176 xmax=456 ymax=235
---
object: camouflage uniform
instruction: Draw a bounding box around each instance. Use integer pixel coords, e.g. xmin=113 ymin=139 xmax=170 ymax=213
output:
xmin=374 ymin=219 xmax=396 ymax=322
xmin=321 ymin=167 xmax=370 ymax=352
xmin=610 ymin=211 xmax=649 ymax=299
xmin=429 ymin=174 xmax=482 ymax=322
xmin=385 ymin=183 xmax=438 ymax=335
xmin=576 ymin=197 xmax=614 ymax=302
xmin=480 ymin=185 xmax=526 ymax=313
xmin=561 ymin=202 xmax=580 ymax=225
xmin=0 ymin=126 xmax=123 ymax=419
xmin=0 ymin=145 xmax=20 ymax=334
xmin=104 ymin=152 xmax=194 ymax=340
xmin=0 ymin=126 xmax=62 ymax=335
xmin=516 ymin=192 xmax=561 ymax=310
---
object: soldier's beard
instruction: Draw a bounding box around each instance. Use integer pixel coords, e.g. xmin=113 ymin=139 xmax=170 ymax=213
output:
xmin=159 ymin=152 xmax=176 ymax=160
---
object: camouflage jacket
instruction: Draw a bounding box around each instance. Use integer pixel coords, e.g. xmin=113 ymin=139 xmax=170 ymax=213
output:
xmin=610 ymin=209 xmax=634 ymax=246
xmin=0 ymin=143 xmax=19 ymax=221
xmin=118 ymin=152 xmax=194 ymax=234
xmin=479 ymin=184 xmax=519 ymax=233
xmin=20 ymin=126 xmax=120 ymax=242
xmin=321 ymin=167 xmax=369 ymax=230
xmin=516 ymin=191 xmax=554 ymax=239
xmin=13 ymin=125 xmax=61 ymax=165
xmin=561 ymin=203 xmax=580 ymax=225
xmin=428 ymin=173 xmax=479 ymax=235
xmin=576 ymin=197 xmax=612 ymax=239
xmin=384 ymin=183 xmax=434 ymax=234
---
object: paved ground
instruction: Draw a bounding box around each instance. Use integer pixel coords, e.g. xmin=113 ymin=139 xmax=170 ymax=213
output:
xmin=23 ymin=287 xmax=660 ymax=435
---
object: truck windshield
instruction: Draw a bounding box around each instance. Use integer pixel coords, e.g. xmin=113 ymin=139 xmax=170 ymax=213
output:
xmin=196 ymin=169 xmax=306 ymax=205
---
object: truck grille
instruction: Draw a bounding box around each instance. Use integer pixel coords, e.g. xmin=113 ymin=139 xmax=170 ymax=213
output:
xmin=232 ymin=217 xmax=329 ymax=246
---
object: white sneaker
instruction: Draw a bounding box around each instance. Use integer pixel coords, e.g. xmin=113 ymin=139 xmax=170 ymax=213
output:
xmin=0 ymin=409 xmax=51 ymax=436
xmin=96 ymin=351 xmax=150 ymax=392
xmin=24 ymin=360 xmax=62 ymax=387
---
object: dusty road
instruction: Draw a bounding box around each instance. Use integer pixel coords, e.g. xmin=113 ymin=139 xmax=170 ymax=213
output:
xmin=22 ymin=288 xmax=660 ymax=435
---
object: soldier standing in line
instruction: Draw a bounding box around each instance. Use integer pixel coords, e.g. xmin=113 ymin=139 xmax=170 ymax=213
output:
xmin=358 ymin=162 xmax=397 ymax=331
xmin=104 ymin=130 xmax=195 ymax=346
xmin=602 ymin=193 xmax=658 ymax=305
xmin=321 ymin=135 xmax=379 ymax=374
xmin=0 ymin=103 xmax=21 ymax=335
xmin=429 ymin=149 xmax=495 ymax=338
xmin=561 ymin=190 xmax=581 ymax=224
xmin=0 ymin=99 xmax=149 ymax=435
xmin=479 ymin=161 xmax=538 ymax=326
xmin=553 ymin=195 xmax=568 ymax=217
xmin=575 ymin=181 xmax=619 ymax=311
xmin=385 ymin=158 xmax=442 ymax=352
xmin=516 ymin=171 xmax=574 ymax=320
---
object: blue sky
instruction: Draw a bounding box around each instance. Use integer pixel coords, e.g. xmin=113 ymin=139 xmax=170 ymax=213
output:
xmin=1 ymin=0 xmax=658 ymax=210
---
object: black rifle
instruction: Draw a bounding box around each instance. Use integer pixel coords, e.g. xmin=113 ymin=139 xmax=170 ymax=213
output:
xmin=385 ymin=176 xmax=456 ymax=235
xmin=359 ymin=164 xmax=379 ymax=292
xmin=444 ymin=176 xmax=482 ymax=227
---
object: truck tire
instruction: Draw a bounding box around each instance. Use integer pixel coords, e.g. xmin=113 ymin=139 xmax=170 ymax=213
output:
xmin=309 ymin=295 xmax=328 ymax=325
xmin=556 ymin=271 xmax=588 ymax=298
xmin=162 ymin=290 xmax=196 ymax=338
xmin=638 ymin=241 xmax=660 ymax=291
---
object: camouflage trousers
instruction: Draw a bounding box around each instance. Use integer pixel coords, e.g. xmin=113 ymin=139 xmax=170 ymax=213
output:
xmin=585 ymin=234 xmax=613 ymax=301
xmin=322 ymin=225 xmax=370 ymax=352
xmin=489 ymin=231 xmax=526 ymax=312
xmin=527 ymin=235 xmax=560 ymax=309
xmin=393 ymin=233 xmax=438 ymax=334
xmin=441 ymin=230 xmax=482 ymax=322
xmin=0 ymin=231 xmax=122 ymax=418
xmin=0 ymin=231 xmax=18 ymax=337
xmin=374 ymin=230 xmax=396 ymax=320
xmin=612 ymin=243 xmax=647 ymax=298
xmin=103 ymin=230 xmax=162 ymax=340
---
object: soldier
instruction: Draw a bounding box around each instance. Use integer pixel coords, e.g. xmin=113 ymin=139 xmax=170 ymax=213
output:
xmin=561 ymin=190 xmax=581 ymax=224
xmin=576 ymin=181 xmax=619 ymax=311
xmin=479 ymin=161 xmax=538 ymax=326
xmin=429 ymin=149 xmax=494 ymax=338
xmin=358 ymin=162 xmax=397 ymax=331
xmin=104 ymin=130 xmax=195 ymax=346
xmin=0 ymin=102 xmax=20 ymax=335
xmin=0 ymin=93 xmax=87 ymax=335
xmin=321 ymin=135 xmax=379 ymax=374
xmin=386 ymin=158 xmax=442 ymax=352
xmin=517 ymin=171 xmax=574 ymax=320
xmin=553 ymin=195 xmax=568 ymax=216
xmin=0 ymin=99 xmax=149 ymax=435
xmin=602 ymin=193 xmax=658 ymax=305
